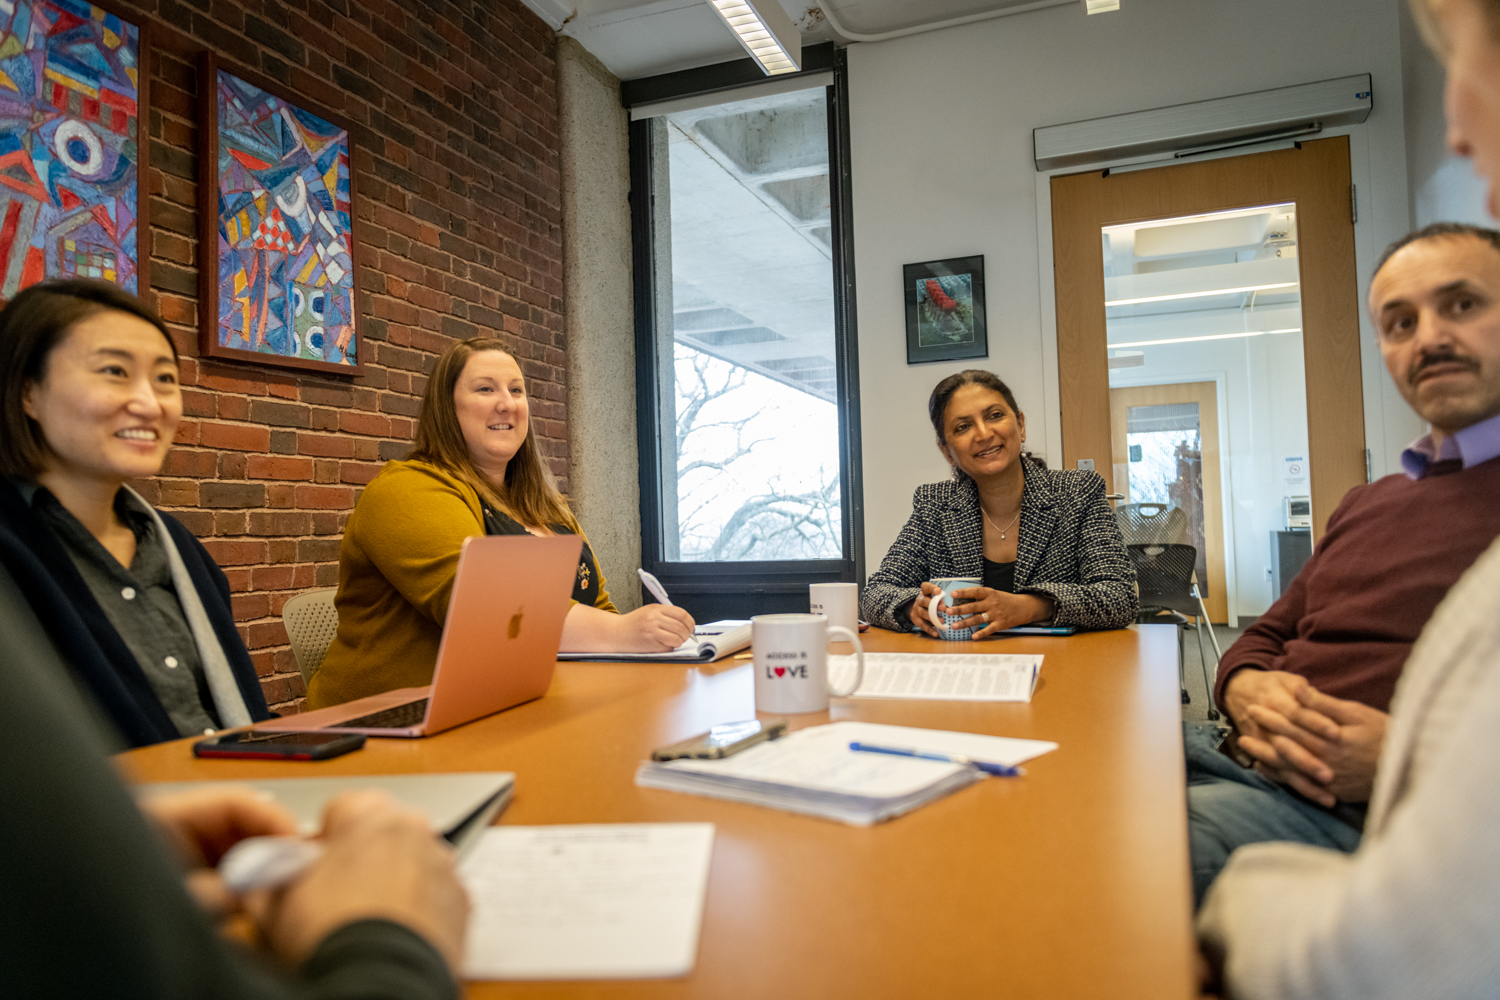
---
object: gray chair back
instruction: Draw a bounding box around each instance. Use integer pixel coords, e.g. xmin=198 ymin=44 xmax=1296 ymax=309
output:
xmin=282 ymin=589 xmax=339 ymax=686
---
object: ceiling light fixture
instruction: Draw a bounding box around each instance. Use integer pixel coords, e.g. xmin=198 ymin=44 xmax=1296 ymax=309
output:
xmin=1084 ymin=0 xmax=1120 ymax=12
xmin=1110 ymin=328 xmax=1302 ymax=349
xmin=708 ymin=0 xmax=801 ymax=76
xmin=1104 ymin=281 xmax=1298 ymax=308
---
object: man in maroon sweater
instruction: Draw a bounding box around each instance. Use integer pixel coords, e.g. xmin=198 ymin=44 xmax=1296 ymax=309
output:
xmin=1188 ymin=222 xmax=1500 ymax=905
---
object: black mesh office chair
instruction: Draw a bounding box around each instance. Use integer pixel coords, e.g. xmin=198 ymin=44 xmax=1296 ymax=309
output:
xmin=1127 ymin=542 xmax=1221 ymax=720
xmin=1116 ymin=502 xmax=1190 ymax=546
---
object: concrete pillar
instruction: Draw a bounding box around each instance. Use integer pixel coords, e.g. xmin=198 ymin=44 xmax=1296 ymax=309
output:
xmin=557 ymin=37 xmax=642 ymax=610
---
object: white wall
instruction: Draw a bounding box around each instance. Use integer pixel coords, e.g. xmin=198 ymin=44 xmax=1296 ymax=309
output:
xmin=846 ymin=0 xmax=1427 ymax=576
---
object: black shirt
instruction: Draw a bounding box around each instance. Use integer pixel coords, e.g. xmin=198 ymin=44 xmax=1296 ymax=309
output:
xmin=983 ymin=558 xmax=1016 ymax=594
xmin=481 ymin=504 xmax=606 ymax=607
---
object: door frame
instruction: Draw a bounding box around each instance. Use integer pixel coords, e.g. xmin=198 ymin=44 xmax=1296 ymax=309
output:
xmin=1110 ymin=369 xmax=1238 ymax=626
xmin=1110 ymin=380 xmax=1229 ymax=624
xmin=1045 ymin=136 xmax=1365 ymax=541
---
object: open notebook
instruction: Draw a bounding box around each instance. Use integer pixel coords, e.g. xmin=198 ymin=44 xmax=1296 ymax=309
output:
xmin=558 ymin=620 xmax=751 ymax=663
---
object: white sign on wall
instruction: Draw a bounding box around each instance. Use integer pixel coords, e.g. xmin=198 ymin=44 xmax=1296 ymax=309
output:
xmin=1282 ymin=456 xmax=1308 ymax=489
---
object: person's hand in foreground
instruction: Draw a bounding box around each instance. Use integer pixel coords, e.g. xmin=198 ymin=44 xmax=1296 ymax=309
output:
xmin=141 ymin=785 xmax=300 ymax=920
xmin=249 ymin=789 xmax=470 ymax=973
xmin=1238 ymin=686 xmax=1389 ymax=806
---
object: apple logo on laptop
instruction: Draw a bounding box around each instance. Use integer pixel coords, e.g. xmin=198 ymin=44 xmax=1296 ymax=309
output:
xmin=508 ymin=607 xmax=523 ymax=639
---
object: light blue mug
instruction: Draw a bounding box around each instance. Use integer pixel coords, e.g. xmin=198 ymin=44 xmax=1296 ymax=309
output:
xmin=925 ymin=576 xmax=981 ymax=640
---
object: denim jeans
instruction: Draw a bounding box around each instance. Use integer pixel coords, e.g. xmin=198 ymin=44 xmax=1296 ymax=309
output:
xmin=1185 ymin=722 xmax=1363 ymax=907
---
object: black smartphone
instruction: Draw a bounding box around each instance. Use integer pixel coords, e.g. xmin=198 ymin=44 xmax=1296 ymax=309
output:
xmin=193 ymin=730 xmax=366 ymax=761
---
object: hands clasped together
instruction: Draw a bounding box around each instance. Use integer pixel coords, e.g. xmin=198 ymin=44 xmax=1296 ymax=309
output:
xmin=909 ymin=582 xmax=1057 ymax=640
xmin=1222 ymin=668 xmax=1389 ymax=807
xmin=144 ymin=785 xmax=470 ymax=972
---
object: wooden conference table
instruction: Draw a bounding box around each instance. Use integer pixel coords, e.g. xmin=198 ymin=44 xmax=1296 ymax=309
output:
xmin=119 ymin=624 xmax=1195 ymax=1000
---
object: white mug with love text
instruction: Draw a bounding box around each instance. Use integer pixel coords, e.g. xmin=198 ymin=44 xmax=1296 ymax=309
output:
xmin=752 ymin=613 xmax=866 ymax=714
xmin=925 ymin=576 xmax=981 ymax=640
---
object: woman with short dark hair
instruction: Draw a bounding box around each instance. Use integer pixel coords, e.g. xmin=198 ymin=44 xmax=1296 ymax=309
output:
xmin=861 ymin=369 xmax=1136 ymax=634
xmin=308 ymin=337 xmax=694 ymax=709
xmin=0 ymin=279 xmax=272 ymax=746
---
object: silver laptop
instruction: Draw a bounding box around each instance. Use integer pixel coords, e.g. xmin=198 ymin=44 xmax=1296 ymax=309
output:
xmin=259 ymin=534 xmax=582 ymax=737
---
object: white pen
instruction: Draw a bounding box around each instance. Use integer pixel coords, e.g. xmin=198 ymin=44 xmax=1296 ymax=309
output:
xmin=219 ymin=835 xmax=323 ymax=894
xmin=637 ymin=568 xmax=674 ymax=607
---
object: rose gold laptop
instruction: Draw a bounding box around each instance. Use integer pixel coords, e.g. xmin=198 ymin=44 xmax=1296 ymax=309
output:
xmin=258 ymin=534 xmax=582 ymax=738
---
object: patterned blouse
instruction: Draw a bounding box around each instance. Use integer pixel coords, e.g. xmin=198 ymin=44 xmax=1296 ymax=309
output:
xmin=861 ymin=459 xmax=1138 ymax=632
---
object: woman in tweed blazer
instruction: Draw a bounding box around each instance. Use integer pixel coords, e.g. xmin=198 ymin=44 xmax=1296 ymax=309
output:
xmin=862 ymin=370 xmax=1137 ymax=635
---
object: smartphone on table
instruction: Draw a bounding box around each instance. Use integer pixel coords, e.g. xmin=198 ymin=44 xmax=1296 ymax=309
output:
xmin=193 ymin=730 xmax=366 ymax=761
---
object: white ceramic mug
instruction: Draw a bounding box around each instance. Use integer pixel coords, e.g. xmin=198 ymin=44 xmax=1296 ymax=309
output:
xmin=809 ymin=582 xmax=859 ymax=636
xmin=752 ymin=613 xmax=866 ymax=714
xmin=925 ymin=576 xmax=981 ymax=640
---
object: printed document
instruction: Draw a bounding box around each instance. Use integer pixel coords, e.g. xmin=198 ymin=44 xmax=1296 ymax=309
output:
xmin=460 ymin=823 xmax=715 ymax=980
xmin=829 ymin=652 xmax=1042 ymax=702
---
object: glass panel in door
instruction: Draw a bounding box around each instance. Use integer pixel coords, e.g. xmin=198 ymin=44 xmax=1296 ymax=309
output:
xmin=1102 ymin=203 xmax=1311 ymax=623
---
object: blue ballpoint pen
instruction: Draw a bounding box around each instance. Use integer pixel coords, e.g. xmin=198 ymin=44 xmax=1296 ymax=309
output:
xmin=848 ymin=741 xmax=1025 ymax=777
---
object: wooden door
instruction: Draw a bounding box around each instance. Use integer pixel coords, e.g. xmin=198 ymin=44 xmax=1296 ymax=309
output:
xmin=1110 ymin=381 xmax=1227 ymax=622
xmin=1052 ymin=137 xmax=1365 ymax=541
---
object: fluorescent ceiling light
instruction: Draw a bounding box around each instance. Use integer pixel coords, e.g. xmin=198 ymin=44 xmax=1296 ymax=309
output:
xmin=708 ymin=0 xmax=801 ymax=76
xmin=1085 ymin=0 xmax=1120 ymax=12
xmin=1110 ymin=328 xmax=1301 ymax=349
xmin=1105 ymin=281 xmax=1297 ymax=307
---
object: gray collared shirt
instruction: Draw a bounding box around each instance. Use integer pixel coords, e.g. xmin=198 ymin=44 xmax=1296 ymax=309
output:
xmin=20 ymin=482 xmax=219 ymax=737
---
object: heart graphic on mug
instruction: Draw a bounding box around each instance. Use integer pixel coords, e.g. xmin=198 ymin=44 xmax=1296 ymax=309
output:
xmin=775 ymin=667 xmax=786 ymax=677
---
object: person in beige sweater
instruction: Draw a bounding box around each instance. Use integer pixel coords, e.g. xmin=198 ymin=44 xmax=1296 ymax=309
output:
xmin=309 ymin=338 xmax=693 ymax=709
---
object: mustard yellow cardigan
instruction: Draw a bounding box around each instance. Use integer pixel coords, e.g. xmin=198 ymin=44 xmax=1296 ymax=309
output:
xmin=306 ymin=459 xmax=614 ymax=709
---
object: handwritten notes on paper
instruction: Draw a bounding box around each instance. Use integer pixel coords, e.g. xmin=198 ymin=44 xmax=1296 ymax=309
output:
xmin=460 ymin=823 xmax=715 ymax=980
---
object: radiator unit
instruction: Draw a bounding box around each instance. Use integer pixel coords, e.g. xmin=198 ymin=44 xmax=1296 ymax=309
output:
xmin=1033 ymin=74 xmax=1372 ymax=172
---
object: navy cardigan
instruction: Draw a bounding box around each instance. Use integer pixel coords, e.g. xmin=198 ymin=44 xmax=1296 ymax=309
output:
xmin=0 ymin=479 xmax=272 ymax=747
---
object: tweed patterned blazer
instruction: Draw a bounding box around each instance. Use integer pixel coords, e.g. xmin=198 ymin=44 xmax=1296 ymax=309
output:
xmin=861 ymin=459 xmax=1138 ymax=632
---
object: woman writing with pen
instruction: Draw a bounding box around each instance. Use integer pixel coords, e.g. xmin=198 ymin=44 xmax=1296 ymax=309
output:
xmin=307 ymin=337 xmax=694 ymax=709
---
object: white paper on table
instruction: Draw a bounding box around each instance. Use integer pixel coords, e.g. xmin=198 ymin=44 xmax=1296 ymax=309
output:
xmin=832 ymin=720 xmax=1058 ymax=767
xmin=460 ymin=823 xmax=715 ymax=980
xmin=829 ymin=652 xmax=1043 ymax=702
xmin=657 ymin=722 xmax=967 ymax=796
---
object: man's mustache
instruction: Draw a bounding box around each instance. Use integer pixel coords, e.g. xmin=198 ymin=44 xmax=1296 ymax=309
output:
xmin=1409 ymin=351 xmax=1481 ymax=382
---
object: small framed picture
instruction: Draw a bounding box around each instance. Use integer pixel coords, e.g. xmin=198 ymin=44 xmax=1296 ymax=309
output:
xmin=903 ymin=255 xmax=987 ymax=364
xmin=198 ymin=52 xmax=361 ymax=375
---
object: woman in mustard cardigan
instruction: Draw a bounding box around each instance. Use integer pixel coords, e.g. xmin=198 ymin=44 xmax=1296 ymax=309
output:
xmin=308 ymin=337 xmax=695 ymax=708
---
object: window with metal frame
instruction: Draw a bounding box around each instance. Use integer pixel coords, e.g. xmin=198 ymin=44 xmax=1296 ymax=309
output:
xmin=628 ymin=45 xmax=861 ymax=622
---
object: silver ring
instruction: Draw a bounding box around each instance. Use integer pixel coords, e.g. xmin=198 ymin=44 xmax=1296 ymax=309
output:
xmin=982 ymin=612 xmax=990 ymax=622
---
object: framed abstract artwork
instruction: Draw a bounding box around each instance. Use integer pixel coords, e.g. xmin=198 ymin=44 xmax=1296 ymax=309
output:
xmin=0 ymin=0 xmax=148 ymax=298
xmin=198 ymin=53 xmax=361 ymax=375
xmin=903 ymin=254 xmax=988 ymax=365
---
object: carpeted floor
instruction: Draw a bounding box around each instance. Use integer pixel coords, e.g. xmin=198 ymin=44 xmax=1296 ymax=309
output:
xmin=1176 ymin=621 xmax=1247 ymax=725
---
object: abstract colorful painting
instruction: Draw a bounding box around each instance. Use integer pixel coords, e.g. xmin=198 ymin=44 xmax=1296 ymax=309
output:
xmin=0 ymin=0 xmax=145 ymax=298
xmin=200 ymin=56 xmax=360 ymax=374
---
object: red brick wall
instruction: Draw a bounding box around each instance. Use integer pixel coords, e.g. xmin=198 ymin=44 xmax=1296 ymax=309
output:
xmin=120 ymin=0 xmax=565 ymax=711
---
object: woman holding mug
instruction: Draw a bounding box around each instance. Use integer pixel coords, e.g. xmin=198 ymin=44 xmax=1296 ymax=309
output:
xmin=308 ymin=337 xmax=694 ymax=708
xmin=861 ymin=369 xmax=1136 ymax=636
xmin=0 ymin=279 xmax=273 ymax=746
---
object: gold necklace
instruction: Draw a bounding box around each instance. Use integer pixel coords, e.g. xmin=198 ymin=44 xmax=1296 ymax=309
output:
xmin=981 ymin=504 xmax=1021 ymax=540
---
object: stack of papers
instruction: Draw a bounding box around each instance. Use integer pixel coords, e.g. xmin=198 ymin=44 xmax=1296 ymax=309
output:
xmin=461 ymin=823 xmax=715 ymax=980
xmin=829 ymin=652 xmax=1042 ymax=702
xmin=636 ymin=721 xmax=1057 ymax=826
xmin=559 ymin=620 xmax=751 ymax=662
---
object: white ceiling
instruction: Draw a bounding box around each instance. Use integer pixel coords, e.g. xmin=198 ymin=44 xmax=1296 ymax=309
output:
xmin=520 ymin=0 xmax=1065 ymax=80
